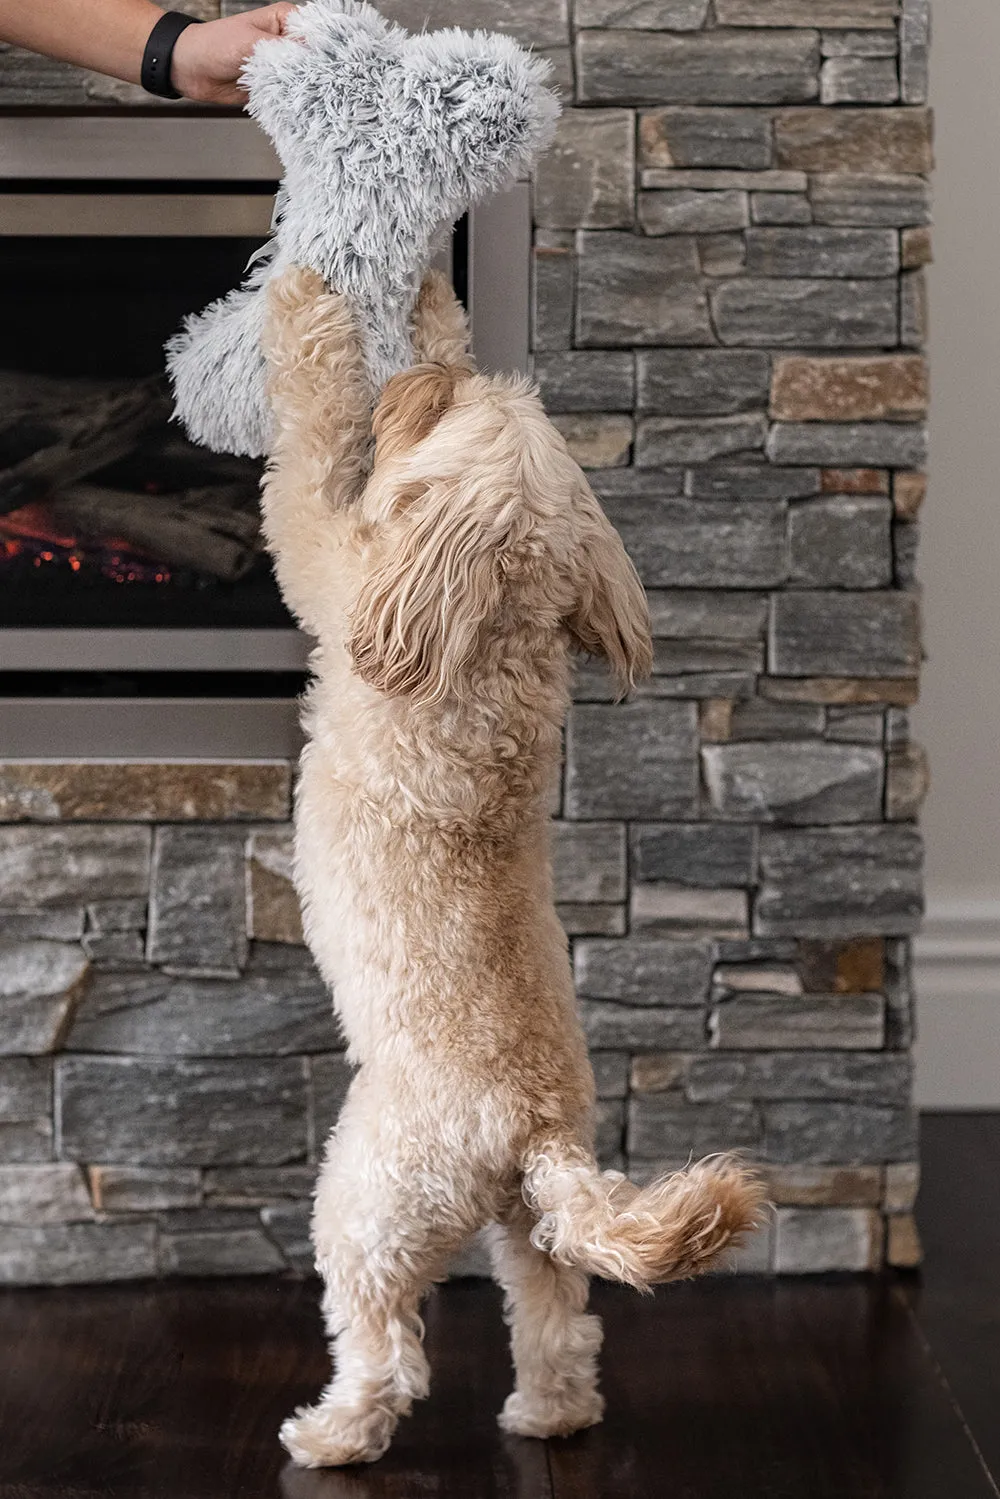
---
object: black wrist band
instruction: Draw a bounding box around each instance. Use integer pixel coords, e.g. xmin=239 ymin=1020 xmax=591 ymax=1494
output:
xmin=141 ymin=11 xmax=202 ymax=100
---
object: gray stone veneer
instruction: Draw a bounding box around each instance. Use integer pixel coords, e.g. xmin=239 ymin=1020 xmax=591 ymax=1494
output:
xmin=0 ymin=0 xmax=930 ymax=1279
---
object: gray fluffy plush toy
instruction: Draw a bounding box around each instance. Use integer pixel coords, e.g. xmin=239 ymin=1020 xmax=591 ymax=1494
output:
xmin=166 ymin=0 xmax=559 ymax=458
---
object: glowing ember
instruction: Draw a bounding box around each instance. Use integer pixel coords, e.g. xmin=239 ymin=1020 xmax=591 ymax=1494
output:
xmin=0 ymin=501 xmax=173 ymax=586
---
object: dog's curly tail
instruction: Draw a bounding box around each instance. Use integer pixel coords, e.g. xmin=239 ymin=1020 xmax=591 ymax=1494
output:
xmin=520 ymin=1139 xmax=767 ymax=1291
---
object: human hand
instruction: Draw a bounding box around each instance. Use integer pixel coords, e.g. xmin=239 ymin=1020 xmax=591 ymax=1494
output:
xmin=170 ymin=3 xmax=296 ymax=105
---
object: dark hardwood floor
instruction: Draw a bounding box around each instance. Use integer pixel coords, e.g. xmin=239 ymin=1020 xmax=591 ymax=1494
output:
xmin=901 ymin=1114 xmax=1000 ymax=1488
xmin=1 ymin=1114 xmax=998 ymax=1499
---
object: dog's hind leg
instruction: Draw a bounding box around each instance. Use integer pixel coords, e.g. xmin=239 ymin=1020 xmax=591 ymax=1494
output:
xmin=280 ymin=1116 xmax=477 ymax=1468
xmin=487 ymin=1201 xmax=605 ymax=1439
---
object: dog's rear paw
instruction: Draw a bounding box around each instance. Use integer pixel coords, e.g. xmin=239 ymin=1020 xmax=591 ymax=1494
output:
xmin=280 ymin=1402 xmax=394 ymax=1468
xmin=498 ymin=1386 xmax=605 ymax=1440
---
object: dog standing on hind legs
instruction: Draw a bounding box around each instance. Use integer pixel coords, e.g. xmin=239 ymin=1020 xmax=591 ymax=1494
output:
xmin=261 ymin=264 xmax=766 ymax=1469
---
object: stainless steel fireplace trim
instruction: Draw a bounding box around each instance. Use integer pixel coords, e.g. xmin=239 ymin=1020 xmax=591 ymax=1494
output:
xmin=0 ymin=184 xmax=530 ymax=367
xmin=0 ymin=184 xmax=530 ymax=374
xmin=0 ymin=192 xmax=277 ymax=237
xmin=0 ymin=630 xmax=311 ymax=672
xmin=0 ymin=699 xmax=304 ymax=758
xmin=0 ymin=116 xmax=282 ymax=180
xmin=467 ymin=183 xmax=531 ymax=377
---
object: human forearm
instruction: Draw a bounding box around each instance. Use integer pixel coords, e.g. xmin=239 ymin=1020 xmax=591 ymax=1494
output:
xmin=0 ymin=0 xmax=164 ymax=85
xmin=0 ymin=1 xmax=296 ymax=104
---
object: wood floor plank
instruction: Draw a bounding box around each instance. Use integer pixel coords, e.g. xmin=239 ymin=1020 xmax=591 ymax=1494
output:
xmin=0 ymin=1280 xmax=318 ymax=1499
xmin=910 ymin=1112 xmax=1000 ymax=1489
xmin=546 ymin=1279 xmax=996 ymax=1499
xmin=3 ymin=1137 xmax=1000 ymax=1499
xmin=0 ymin=1278 xmax=553 ymax=1499
xmin=278 ymin=1281 xmax=554 ymax=1499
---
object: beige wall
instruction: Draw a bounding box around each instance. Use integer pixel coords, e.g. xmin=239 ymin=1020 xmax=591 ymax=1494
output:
xmin=914 ymin=0 xmax=1000 ymax=1105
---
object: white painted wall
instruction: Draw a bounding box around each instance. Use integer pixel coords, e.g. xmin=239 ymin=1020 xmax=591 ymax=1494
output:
xmin=913 ymin=0 xmax=1000 ymax=1106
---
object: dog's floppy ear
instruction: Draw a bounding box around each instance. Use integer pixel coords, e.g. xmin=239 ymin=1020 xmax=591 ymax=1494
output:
xmin=566 ymin=480 xmax=653 ymax=698
xmin=349 ymin=481 xmax=520 ymax=703
xmin=350 ymin=366 xmax=522 ymax=703
xmin=370 ymin=363 xmax=464 ymax=466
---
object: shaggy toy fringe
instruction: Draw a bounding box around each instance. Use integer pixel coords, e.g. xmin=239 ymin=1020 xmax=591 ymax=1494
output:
xmin=166 ymin=0 xmax=559 ymax=457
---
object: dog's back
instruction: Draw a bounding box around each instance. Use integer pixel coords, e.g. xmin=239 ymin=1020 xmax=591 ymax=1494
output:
xmin=295 ymin=647 xmax=593 ymax=1133
xmin=262 ymin=266 xmax=764 ymax=1468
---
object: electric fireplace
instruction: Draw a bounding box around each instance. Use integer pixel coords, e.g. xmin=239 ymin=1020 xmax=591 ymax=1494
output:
xmin=0 ymin=117 xmax=530 ymax=734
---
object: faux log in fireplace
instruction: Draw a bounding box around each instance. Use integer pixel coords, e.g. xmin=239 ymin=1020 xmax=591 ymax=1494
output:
xmin=0 ymin=373 xmax=278 ymax=625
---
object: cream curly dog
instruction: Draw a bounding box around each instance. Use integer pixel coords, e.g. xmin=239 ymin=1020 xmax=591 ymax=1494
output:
xmin=261 ymin=265 xmax=765 ymax=1469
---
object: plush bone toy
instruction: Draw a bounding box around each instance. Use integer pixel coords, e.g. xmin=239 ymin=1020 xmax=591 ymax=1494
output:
xmin=166 ymin=0 xmax=559 ymax=458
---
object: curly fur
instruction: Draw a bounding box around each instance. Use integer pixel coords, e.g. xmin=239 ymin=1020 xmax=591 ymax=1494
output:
xmin=523 ymin=1146 xmax=765 ymax=1289
xmin=261 ymin=266 xmax=766 ymax=1469
xmin=165 ymin=0 xmax=559 ymax=457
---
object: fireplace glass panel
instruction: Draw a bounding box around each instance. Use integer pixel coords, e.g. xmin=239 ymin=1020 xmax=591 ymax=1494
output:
xmin=0 ymin=228 xmax=293 ymax=630
xmin=0 ymin=171 xmax=528 ymax=695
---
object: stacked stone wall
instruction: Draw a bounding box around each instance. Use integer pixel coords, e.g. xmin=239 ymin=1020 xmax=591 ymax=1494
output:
xmin=0 ymin=0 xmax=930 ymax=1278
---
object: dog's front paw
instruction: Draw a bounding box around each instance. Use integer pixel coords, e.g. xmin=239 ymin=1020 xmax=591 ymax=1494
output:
xmin=498 ymin=1386 xmax=605 ymax=1440
xmin=263 ymin=266 xmax=359 ymax=382
xmin=279 ymin=1401 xmax=394 ymax=1468
xmin=412 ymin=267 xmax=473 ymax=368
xmin=269 ymin=265 xmax=329 ymax=319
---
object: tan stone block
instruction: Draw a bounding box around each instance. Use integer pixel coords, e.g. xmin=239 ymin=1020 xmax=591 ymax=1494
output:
xmin=89 ymin=1166 xmax=202 ymax=1213
xmin=821 ymin=468 xmax=890 ymax=495
xmin=887 ymin=1213 xmax=923 ymax=1268
xmin=699 ymin=699 xmax=733 ymax=743
xmin=246 ymin=829 xmax=303 ymax=945
xmin=901 ymin=268 xmax=929 ymax=348
xmin=771 ymin=355 xmax=928 ymax=423
xmin=630 ymin=883 xmax=749 ymax=938
xmin=203 ymin=1165 xmax=317 ymax=1205
xmin=557 ymin=904 xmax=627 ymax=937
xmin=535 ymin=109 xmax=635 ymax=230
xmin=761 ymin=1164 xmax=883 ymax=1207
xmin=0 ymin=763 xmax=291 ymax=823
xmin=630 ymin=1053 xmax=689 ymax=1093
xmin=886 ymin=743 xmax=930 ymax=820
xmin=774 ymin=108 xmax=934 ymax=174
xmin=0 ymin=1164 xmax=94 ymax=1224
xmin=799 ymin=937 xmax=886 ymax=994
xmin=884 ymin=1161 xmax=920 ymax=1211
xmin=761 ymin=677 xmax=919 ymax=707
xmin=714 ymin=964 xmax=803 ymax=996
xmin=894 ymin=471 xmax=927 ymax=520
xmin=775 ymin=1206 xmax=884 ymax=1273
xmin=550 ymin=415 xmax=633 ymax=469
xmin=902 ymin=226 xmax=933 ymax=268
xmin=0 ymin=942 xmax=89 ymax=1054
xmin=717 ymin=0 xmax=897 ymax=23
